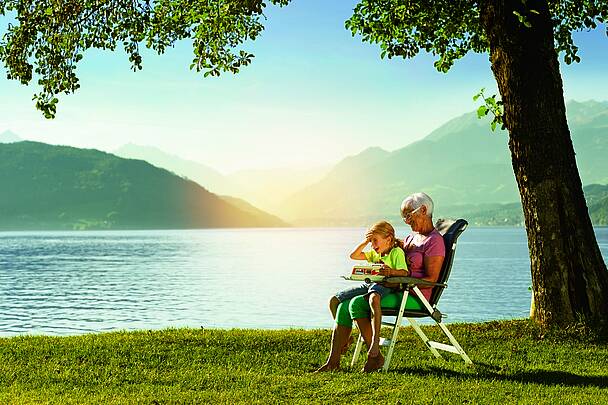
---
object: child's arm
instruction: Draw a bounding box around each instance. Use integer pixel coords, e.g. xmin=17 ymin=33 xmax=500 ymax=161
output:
xmin=379 ymin=249 xmax=410 ymax=276
xmin=349 ymin=236 xmax=371 ymax=260
xmin=379 ymin=267 xmax=410 ymax=277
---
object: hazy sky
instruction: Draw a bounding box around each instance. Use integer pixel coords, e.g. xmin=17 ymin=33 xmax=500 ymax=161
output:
xmin=1 ymin=1 xmax=607 ymax=173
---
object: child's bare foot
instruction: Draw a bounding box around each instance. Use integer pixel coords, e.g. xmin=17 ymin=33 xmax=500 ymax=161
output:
xmin=362 ymin=353 xmax=384 ymax=373
xmin=314 ymin=361 xmax=341 ymax=373
xmin=340 ymin=336 xmax=354 ymax=355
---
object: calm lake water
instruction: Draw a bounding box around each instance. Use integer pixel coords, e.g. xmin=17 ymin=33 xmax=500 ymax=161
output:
xmin=1 ymin=227 xmax=607 ymax=336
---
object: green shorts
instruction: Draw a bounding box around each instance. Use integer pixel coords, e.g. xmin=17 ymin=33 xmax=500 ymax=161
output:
xmin=335 ymin=291 xmax=424 ymax=328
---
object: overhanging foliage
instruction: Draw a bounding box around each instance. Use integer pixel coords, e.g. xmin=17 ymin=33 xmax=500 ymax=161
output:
xmin=345 ymin=0 xmax=608 ymax=71
xmin=0 ymin=0 xmax=288 ymax=118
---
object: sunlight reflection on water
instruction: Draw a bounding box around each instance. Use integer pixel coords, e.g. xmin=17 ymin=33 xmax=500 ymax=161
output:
xmin=0 ymin=227 xmax=606 ymax=336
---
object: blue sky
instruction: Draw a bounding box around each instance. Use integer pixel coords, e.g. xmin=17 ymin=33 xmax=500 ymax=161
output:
xmin=1 ymin=1 xmax=607 ymax=173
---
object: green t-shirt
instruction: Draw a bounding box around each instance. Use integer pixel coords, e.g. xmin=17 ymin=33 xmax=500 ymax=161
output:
xmin=364 ymin=247 xmax=407 ymax=270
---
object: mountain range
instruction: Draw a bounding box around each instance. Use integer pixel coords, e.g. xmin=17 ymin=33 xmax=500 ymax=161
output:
xmin=111 ymin=101 xmax=608 ymax=226
xmin=113 ymin=143 xmax=329 ymax=214
xmin=0 ymin=142 xmax=286 ymax=230
xmin=586 ymin=184 xmax=608 ymax=225
xmin=278 ymin=100 xmax=608 ymax=225
xmin=2 ymin=100 xmax=606 ymax=228
xmin=455 ymin=183 xmax=608 ymax=226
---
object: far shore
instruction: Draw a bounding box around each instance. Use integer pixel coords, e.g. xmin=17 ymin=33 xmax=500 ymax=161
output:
xmin=1 ymin=224 xmax=608 ymax=232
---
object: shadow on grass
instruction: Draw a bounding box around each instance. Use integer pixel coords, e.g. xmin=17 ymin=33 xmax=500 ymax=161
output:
xmin=391 ymin=363 xmax=608 ymax=388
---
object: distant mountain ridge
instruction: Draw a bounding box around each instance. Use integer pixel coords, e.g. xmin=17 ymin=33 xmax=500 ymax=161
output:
xmin=4 ymin=100 xmax=605 ymax=228
xmin=460 ymin=184 xmax=608 ymax=226
xmin=114 ymin=143 xmax=228 ymax=193
xmin=0 ymin=142 xmax=287 ymax=230
xmin=585 ymin=184 xmax=608 ymax=225
xmin=0 ymin=130 xmax=22 ymax=143
xmin=113 ymin=143 xmax=330 ymax=214
xmin=279 ymin=100 xmax=608 ymax=225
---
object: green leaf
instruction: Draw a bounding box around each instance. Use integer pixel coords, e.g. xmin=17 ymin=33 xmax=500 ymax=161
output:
xmin=473 ymin=88 xmax=485 ymax=101
xmin=477 ymin=105 xmax=488 ymax=118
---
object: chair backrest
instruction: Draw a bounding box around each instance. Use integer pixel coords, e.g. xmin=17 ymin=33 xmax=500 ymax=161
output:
xmin=429 ymin=218 xmax=468 ymax=305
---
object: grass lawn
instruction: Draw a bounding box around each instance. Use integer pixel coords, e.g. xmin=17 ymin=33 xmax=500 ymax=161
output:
xmin=1 ymin=319 xmax=606 ymax=404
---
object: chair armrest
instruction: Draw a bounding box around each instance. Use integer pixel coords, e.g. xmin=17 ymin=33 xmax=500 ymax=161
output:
xmin=384 ymin=276 xmax=447 ymax=288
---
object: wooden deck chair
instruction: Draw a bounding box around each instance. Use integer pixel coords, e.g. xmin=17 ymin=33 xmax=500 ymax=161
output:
xmin=351 ymin=218 xmax=473 ymax=371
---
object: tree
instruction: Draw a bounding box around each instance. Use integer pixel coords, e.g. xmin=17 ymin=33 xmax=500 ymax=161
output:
xmin=1 ymin=0 xmax=607 ymax=328
xmin=0 ymin=0 xmax=286 ymax=118
xmin=346 ymin=0 xmax=608 ymax=327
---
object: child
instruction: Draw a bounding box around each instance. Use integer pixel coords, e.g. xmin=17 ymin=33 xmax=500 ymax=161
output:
xmin=329 ymin=221 xmax=408 ymax=358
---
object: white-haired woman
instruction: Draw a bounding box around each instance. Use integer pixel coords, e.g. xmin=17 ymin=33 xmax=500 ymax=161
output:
xmin=316 ymin=192 xmax=446 ymax=373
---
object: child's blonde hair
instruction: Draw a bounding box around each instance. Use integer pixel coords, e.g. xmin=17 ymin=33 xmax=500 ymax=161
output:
xmin=368 ymin=221 xmax=404 ymax=250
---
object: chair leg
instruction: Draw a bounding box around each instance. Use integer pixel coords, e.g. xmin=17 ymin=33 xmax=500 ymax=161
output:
xmin=436 ymin=322 xmax=473 ymax=365
xmin=410 ymin=286 xmax=472 ymax=365
xmin=382 ymin=321 xmax=399 ymax=372
xmin=351 ymin=334 xmax=364 ymax=367
xmin=406 ymin=317 xmax=442 ymax=359
xmin=352 ymin=288 xmax=473 ymax=370
xmin=352 ymin=289 xmax=410 ymax=371
xmin=381 ymin=289 xmax=411 ymax=371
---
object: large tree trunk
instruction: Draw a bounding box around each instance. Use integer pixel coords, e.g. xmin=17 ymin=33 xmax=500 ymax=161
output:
xmin=480 ymin=0 xmax=608 ymax=327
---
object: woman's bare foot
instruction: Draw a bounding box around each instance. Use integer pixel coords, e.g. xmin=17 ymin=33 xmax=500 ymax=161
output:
xmin=362 ymin=353 xmax=384 ymax=373
xmin=314 ymin=361 xmax=341 ymax=373
xmin=340 ymin=336 xmax=354 ymax=355
xmin=367 ymin=342 xmax=380 ymax=358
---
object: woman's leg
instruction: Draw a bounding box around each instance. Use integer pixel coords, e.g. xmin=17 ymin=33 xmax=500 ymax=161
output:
xmin=368 ymin=292 xmax=382 ymax=357
xmin=349 ymin=295 xmax=373 ymax=348
xmin=350 ymin=295 xmax=384 ymax=372
xmin=329 ymin=296 xmax=340 ymax=319
xmin=332 ymin=283 xmax=369 ymax=320
xmin=316 ymin=300 xmax=353 ymax=372
xmin=380 ymin=291 xmax=425 ymax=311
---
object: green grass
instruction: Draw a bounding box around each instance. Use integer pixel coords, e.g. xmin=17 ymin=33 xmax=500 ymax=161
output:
xmin=1 ymin=319 xmax=607 ymax=404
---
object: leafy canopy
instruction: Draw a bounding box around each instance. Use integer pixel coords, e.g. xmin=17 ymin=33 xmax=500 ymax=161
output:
xmin=2 ymin=0 xmax=607 ymax=119
xmin=345 ymin=0 xmax=608 ymax=70
xmin=0 ymin=0 xmax=288 ymax=118
xmin=343 ymin=0 xmax=607 ymax=130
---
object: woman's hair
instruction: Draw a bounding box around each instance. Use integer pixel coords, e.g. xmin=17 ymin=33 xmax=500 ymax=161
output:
xmin=401 ymin=192 xmax=434 ymax=218
xmin=368 ymin=220 xmax=404 ymax=250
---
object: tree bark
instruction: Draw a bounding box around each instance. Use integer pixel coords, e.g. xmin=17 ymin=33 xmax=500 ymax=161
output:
xmin=480 ymin=0 xmax=608 ymax=327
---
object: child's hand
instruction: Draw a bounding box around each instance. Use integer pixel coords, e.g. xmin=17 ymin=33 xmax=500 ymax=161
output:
xmin=378 ymin=266 xmax=392 ymax=277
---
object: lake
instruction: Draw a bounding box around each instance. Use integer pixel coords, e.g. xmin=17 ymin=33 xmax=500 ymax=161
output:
xmin=1 ymin=227 xmax=607 ymax=336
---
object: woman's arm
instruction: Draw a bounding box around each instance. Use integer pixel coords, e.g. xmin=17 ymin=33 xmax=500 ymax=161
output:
xmin=421 ymin=256 xmax=444 ymax=283
xmin=378 ymin=248 xmax=409 ymax=277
